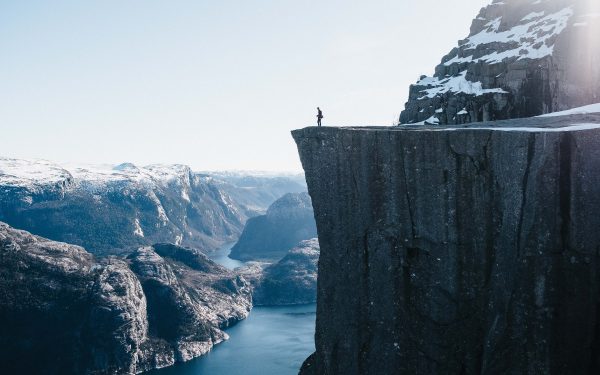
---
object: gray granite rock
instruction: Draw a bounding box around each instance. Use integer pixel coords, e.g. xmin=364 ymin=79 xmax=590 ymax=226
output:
xmin=293 ymin=113 xmax=600 ymax=374
xmin=400 ymin=0 xmax=600 ymax=125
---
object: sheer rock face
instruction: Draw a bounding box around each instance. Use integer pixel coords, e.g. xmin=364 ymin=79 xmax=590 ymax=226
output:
xmin=400 ymin=0 xmax=600 ymax=125
xmin=293 ymin=114 xmax=600 ymax=374
xmin=238 ymin=239 xmax=319 ymax=306
xmin=229 ymin=193 xmax=317 ymax=261
xmin=0 ymin=223 xmax=252 ymax=374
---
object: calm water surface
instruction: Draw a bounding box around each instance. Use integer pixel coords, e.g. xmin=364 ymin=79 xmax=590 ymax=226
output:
xmin=208 ymin=242 xmax=245 ymax=270
xmin=148 ymin=243 xmax=316 ymax=375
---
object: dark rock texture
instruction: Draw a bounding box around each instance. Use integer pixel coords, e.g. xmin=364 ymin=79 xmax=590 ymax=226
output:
xmin=230 ymin=193 xmax=317 ymax=261
xmin=293 ymin=113 xmax=600 ymax=374
xmin=127 ymin=244 xmax=252 ymax=367
xmin=0 ymin=222 xmax=251 ymax=374
xmin=238 ymin=238 xmax=319 ymax=306
xmin=400 ymin=0 xmax=600 ymax=125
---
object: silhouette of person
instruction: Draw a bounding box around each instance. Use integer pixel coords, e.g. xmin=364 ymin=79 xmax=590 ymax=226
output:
xmin=317 ymin=107 xmax=323 ymax=127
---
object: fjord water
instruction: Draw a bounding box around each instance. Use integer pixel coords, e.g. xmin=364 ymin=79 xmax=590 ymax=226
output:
xmin=149 ymin=243 xmax=316 ymax=375
xmin=207 ymin=242 xmax=245 ymax=270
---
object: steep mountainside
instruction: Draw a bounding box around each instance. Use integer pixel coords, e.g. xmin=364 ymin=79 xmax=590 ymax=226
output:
xmin=0 ymin=159 xmax=251 ymax=255
xmin=0 ymin=222 xmax=251 ymax=374
xmin=294 ymin=110 xmax=600 ymax=374
xmin=205 ymin=172 xmax=307 ymax=212
xmin=238 ymin=239 xmax=319 ymax=306
xmin=400 ymin=0 xmax=600 ymax=125
xmin=229 ymin=192 xmax=317 ymax=261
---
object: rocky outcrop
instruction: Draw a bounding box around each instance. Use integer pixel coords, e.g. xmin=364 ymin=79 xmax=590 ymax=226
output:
xmin=0 ymin=222 xmax=252 ymax=374
xmin=0 ymin=222 xmax=147 ymax=374
xmin=127 ymin=244 xmax=252 ymax=369
xmin=0 ymin=159 xmax=251 ymax=255
xmin=238 ymin=239 xmax=319 ymax=306
xmin=229 ymin=193 xmax=317 ymax=261
xmin=400 ymin=0 xmax=600 ymax=125
xmin=293 ymin=112 xmax=600 ymax=374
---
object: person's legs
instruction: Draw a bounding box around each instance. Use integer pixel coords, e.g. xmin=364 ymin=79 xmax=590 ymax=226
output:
xmin=318 ymin=118 xmax=321 ymax=126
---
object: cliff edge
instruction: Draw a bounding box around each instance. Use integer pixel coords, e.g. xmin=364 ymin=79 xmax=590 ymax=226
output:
xmin=293 ymin=111 xmax=600 ymax=374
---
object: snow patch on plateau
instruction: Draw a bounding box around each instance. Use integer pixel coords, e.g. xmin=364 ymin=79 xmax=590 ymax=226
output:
xmin=0 ymin=158 xmax=73 ymax=190
xmin=538 ymin=103 xmax=600 ymax=117
xmin=415 ymin=123 xmax=600 ymax=133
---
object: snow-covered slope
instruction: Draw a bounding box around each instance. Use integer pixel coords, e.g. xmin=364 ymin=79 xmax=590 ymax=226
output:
xmin=1 ymin=159 xmax=193 ymax=191
xmin=538 ymin=102 xmax=600 ymax=117
xmin=400 ymin=0 xmax=600 ymax=125
xmin=0 ymin=158 xmax=250 ymax=255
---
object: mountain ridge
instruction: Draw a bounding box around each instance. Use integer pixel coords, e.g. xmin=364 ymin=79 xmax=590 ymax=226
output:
xmin=0 ymin=158 xmax=306 ymax=255
xmin=400 ymin=0 xmax=600 ymax=125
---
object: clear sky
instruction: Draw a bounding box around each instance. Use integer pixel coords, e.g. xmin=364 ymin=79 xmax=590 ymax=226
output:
xmin=0 ymin=0 xmax=490 ymax=172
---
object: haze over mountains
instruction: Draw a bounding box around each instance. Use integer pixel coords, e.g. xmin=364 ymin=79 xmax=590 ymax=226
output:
xmin=0 ymin=157 xmax=305 ymax=255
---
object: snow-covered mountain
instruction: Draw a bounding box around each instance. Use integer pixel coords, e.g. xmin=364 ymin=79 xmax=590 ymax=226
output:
xmin=0 ymin=158 xmax=300 ymax=255
xmin=400 ymin=0 xmax=600 ymax=125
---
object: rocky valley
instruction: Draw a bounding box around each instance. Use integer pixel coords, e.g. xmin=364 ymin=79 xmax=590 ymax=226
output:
xmin=0 ymin=222 xmax=252 ymax=374
xmin=0 ymin=159 xmax=316 ymax=374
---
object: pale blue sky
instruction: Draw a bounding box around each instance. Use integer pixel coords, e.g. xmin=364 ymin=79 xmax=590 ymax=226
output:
xmin=0 ymin=0 xmax=490 ymax=171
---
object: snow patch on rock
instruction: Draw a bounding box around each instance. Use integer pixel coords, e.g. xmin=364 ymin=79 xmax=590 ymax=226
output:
xmin=444 ymin=6 xmax=573 ymax=66
xmin=417 ymin=71 xmax=508 ymax=100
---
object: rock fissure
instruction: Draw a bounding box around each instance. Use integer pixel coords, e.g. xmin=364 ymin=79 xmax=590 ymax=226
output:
xmin=516 ymin=134 xmax=537 ymax=257
xmin=559 ymin=132 xmax=572 ymax=252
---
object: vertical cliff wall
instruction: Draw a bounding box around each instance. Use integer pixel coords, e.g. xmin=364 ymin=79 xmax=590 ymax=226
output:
xmin=293 ymin=114 xmax=600 ymax=374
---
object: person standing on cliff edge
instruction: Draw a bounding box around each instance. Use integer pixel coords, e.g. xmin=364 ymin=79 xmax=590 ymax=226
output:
xmin=317 ymin=107 xmax=323 ymax=127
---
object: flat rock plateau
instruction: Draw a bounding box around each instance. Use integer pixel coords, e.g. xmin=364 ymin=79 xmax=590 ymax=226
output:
xmin=294 ymin=112 xmax=600 ymax=374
